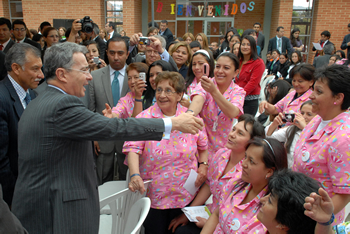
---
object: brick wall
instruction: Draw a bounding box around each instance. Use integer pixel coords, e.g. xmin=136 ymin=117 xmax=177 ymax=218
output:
xmin=22 ymin=0 xmax=104 ymax=31
xmin=269 ymin=0 xmax=293 ymax=40
xmin=123 ymin=0 xmax=142 ymax=35
xmin=308 ymin=0 xmax=350 ymax=63
xmin=234 ymin=0 xmax=265 ymax=32
xmin=0 ymin=1 xmax=10 ymax=19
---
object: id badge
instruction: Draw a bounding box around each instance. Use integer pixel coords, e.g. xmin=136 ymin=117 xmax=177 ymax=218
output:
xmin=212 ymin=116 xmax=218 ymax=132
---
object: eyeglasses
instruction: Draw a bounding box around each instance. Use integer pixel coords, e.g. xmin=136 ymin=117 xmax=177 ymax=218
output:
xmin=67 ymin=68 xmax=91 ymax=75
xmin=145 ymin=50 xmax=158 ymax=55
xmin=156 ymin=87 xmax=177 ymax=96
xmin=48 ymin=35 xmax=59 ymax=38
xmin=14 ymin=28 xmax=26 ymax=32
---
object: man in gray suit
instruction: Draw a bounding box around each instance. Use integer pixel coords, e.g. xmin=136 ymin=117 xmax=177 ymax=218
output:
xmin=12 ymin=42 xmax=203 ymax=234
xmin=313 ymin=44 xmax=334 ymax=68
xmin=89 ymin=36 xmax=130 ymax=183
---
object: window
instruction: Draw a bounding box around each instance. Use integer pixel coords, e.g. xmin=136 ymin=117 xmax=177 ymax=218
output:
xmin=8 ymin=0 xmax=23 ymax=22
xmin=105 ymin=0 xmax=123 ymax=32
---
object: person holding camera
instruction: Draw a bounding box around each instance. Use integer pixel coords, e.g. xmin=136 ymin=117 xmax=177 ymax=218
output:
xmin=83 ymin=40 xmax=106 ymax=72
xmin=68 ymin=18 xmax=106 ymax=60
xmin=129 ymin=33 xmax=178 ymax=72
xmin=259 ymin=64 xmax=315 ymax=127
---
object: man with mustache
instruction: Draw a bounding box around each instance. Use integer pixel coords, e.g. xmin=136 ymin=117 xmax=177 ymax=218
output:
xmin=0 ymin=43 xmax=44 ymax=206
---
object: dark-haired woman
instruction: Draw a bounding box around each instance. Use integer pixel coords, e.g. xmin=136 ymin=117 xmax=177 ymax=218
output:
xmin=201 ymin=137 xmax=288 ymax=233
xmin=169 ymin=115 xmax=265 ymax=234
xmin=236 ymin=35 xmax=265 ymax=115
xmin=276 ymin=53 xmax=290 ymax=80
xmin=266 ymin=100 xmax=316 ymax=167
xmin=290 ymin=28 xmax=304 ymax=52
xmin=143 ymin=60 xmax=173 ymax=110
xmin=285 ymin=50 xmax=302 ymax=82
xmin=259 ymin=64 xmax=315 ymax=126
xmin=293 ymin=65 xmax=350 ymax=225
xmin=220 ymin=28 xmax=239 ymax=52
xmin=187 ymin=53 xmax=246 ymax=158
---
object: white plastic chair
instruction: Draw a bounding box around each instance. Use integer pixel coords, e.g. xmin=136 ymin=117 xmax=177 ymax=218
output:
xmin=123 ymin=197 xmax=151 ymax=234
xmin=99 ymin=180 xmax=151 ymax=234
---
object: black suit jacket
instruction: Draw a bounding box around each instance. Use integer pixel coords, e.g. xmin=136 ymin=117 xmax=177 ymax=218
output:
xmin=341 ymin=34 xmax=350 ymax=59
xmin=267 ymin=36 xmax=292 ymax=55
xmin=0 ymin=51 xmax=5 ymax=81
xmin=23 ymin=38 xmax=41 ymax=52
xmin=3 ymin=40 xmax=15 ymax=54
xmin=257 ymin=32 xmax=265 ymax=52
xmin=94 ymin=36 xmax=106 ymax=62
xmin=0 ymin=76 xmax=35 ymax=205
xmin=160 ymin=28 xmax=174 ymax=48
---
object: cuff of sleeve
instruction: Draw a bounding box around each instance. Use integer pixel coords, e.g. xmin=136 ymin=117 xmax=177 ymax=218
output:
xmin=160 ymin=50 xmax=170 ymax=62
xmin=162 ymin=118 xmax=172 ymax=140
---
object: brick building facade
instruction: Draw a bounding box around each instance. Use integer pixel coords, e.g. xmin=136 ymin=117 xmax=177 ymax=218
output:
xmin=0 ymin=0 xmax=349 ymax=62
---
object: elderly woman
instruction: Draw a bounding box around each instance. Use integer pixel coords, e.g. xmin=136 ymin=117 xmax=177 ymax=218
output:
xmin=123 ymin=71 xmax=209 ymax=234
xmin=169 ymin=42 xmax=191 ymax=79
xmin=292 ymin=64 xmax=350 ymax=225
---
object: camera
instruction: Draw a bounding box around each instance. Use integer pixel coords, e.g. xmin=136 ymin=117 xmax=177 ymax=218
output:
xmin=283 ymin=113 xmax=295 ymax=123
xmin=93 ymin=57 xmax=101 ymax=65
xmin=79 ymin=16 xmax=93 ymax=33
xmin=139 ymin=37 xmax=150 ymax=46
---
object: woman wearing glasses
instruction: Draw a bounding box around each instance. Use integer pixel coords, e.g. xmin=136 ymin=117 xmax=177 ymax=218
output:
xmin=123 ymin=71 xmax=209 ymax=234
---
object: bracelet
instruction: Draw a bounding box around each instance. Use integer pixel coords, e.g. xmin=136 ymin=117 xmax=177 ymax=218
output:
xmin=318 ymin=213 xmax=334 ymax=226
xmin=186 ymin=109 xmax=194 ymax=113
xmin=130 ymin=173 xmax=141 ymax=179
xmin=135 ymin=98 xmax=142 ymax=102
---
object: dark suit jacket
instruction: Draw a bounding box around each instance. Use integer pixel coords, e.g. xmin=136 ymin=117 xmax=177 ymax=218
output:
xmin=0 ymin=51 xmax=5 ymax=81
xmin=0 ymin=76 xmax=36 ymax=206
xmin=267 ymin=60 xmax=280 ymax=75
xmin=312 ymin=40 xmax=333 ymax=57
xmin=257 ymin=32 xmax=265 ymax=52
xmin=267 ymin=36 xmax=292 ymax=55
xmin=89 ymin=66 xmax=129 ymax=154
xmin=94 ymin=36 xmax=106 ymax=62
xmin=3 ymin=40 xmax=15 ymax=54
xmin=23 ymin=38 xmax=41 ymax=51
xmin=0 ymin=185 xmax=27 ymax=234
xmin=12 ymin=86 xmax=165 ymax=233
xmin=313 ymin=54 xmax=331 ymax=68
xmin=160 ymin=28 xmax=174 ymax=48
xmin=341 ymin=34 xmax=350 ymax=59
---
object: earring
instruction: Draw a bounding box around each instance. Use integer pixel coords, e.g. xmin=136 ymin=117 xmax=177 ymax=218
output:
xmin=334 ymin=102 xmax=337 ymax=105
xmin=265 ymin=175 xmax=267 ymax=179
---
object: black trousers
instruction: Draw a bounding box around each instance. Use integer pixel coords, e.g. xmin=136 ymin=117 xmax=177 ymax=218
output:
xmin=243 ymin=99 xmax=259 ymax=116
xmin=174 ymin=222 xmax=201 ymax=234
xmin=144 ymin=208 xmax=183 ymax=234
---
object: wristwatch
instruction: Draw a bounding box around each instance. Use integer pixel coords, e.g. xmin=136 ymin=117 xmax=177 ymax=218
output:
xmin=199 ymin=162 xmax=209 ymax=166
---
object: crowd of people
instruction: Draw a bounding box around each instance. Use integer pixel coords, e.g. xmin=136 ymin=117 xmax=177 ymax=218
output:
xmin=1 ymin=15 xmax=350 ymax=234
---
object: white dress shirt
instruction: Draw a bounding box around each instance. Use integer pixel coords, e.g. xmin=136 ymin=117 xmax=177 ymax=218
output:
xmin=109 ymin=64 xmax=126 ymax=96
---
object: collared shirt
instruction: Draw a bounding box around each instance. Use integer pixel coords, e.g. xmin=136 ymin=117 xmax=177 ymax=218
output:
xmin=109 ymin=31 xmax=114 ymax=39
xmin=276 ymin=36 xmax=282 ymax=53
xmin=8 ymin=74 xmax=28 ymax=109
xmin=0 ymin=38 xmax=11 ymax=50
xmin=109 ymin=64 xmax=126 ymax=95
xmin=15 ymin=38 xmax=25 ymax=43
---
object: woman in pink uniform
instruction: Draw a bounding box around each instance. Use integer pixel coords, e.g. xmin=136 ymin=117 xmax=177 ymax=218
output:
xmin=103 ymin=62 xmax=148 ymax=118
xmin=123 ymin=72 xmax=209 ymax=234
xmin=180 ymin=50 xmax=215 ymax=108
xmin=292 ymin=64 xmax=350 ymax=224
xmin=259 ymin=64 xmax=315 ymax=125
xmin=201 ymin=137 xmax=288 ymax=233
xmin=168 ymin=114 xmax=265 ymax=233
xmin=187 ymin=53 xmax=246 ymax=158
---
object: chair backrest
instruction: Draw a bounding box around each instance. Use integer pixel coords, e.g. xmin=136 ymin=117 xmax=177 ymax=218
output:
xmin=123 ymin=197 xmax=151 ymax=234
xmin=99 ymin=180 xmax=152 ymax=234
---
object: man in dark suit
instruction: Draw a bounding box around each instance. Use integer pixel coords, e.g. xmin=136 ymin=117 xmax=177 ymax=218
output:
xmin=312 ymin=30 xmax=333 ymax=57
xmin=0 ymin=18 xmax=15 ymax=54
xmin=89 ymin=37 xmax=130 ymax=183
xmin=159 ymin=20 xmax=174 ymax=48
xmin=253 ymin=22 xmax=265 ymax=54
xmin=341 ymin=23 xmax=350 ymax=59
xmin=12 ymin=20 xmax=41 ymax=51
xmin=313 ymin=44 xmax=334 ymax=68
xmin=0 ymin=51 xmax=6 ymax=81
xmin=11 ymin=42 xmax=202 ymax=233
xmin=0 ymin=43 xmax=43 ymax=206
xmin=267 ymin=26 xmax=292 ymax=55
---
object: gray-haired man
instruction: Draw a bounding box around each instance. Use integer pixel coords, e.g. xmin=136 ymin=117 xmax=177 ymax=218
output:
xmin=11 ymin=42 xmax=203 ymax=233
